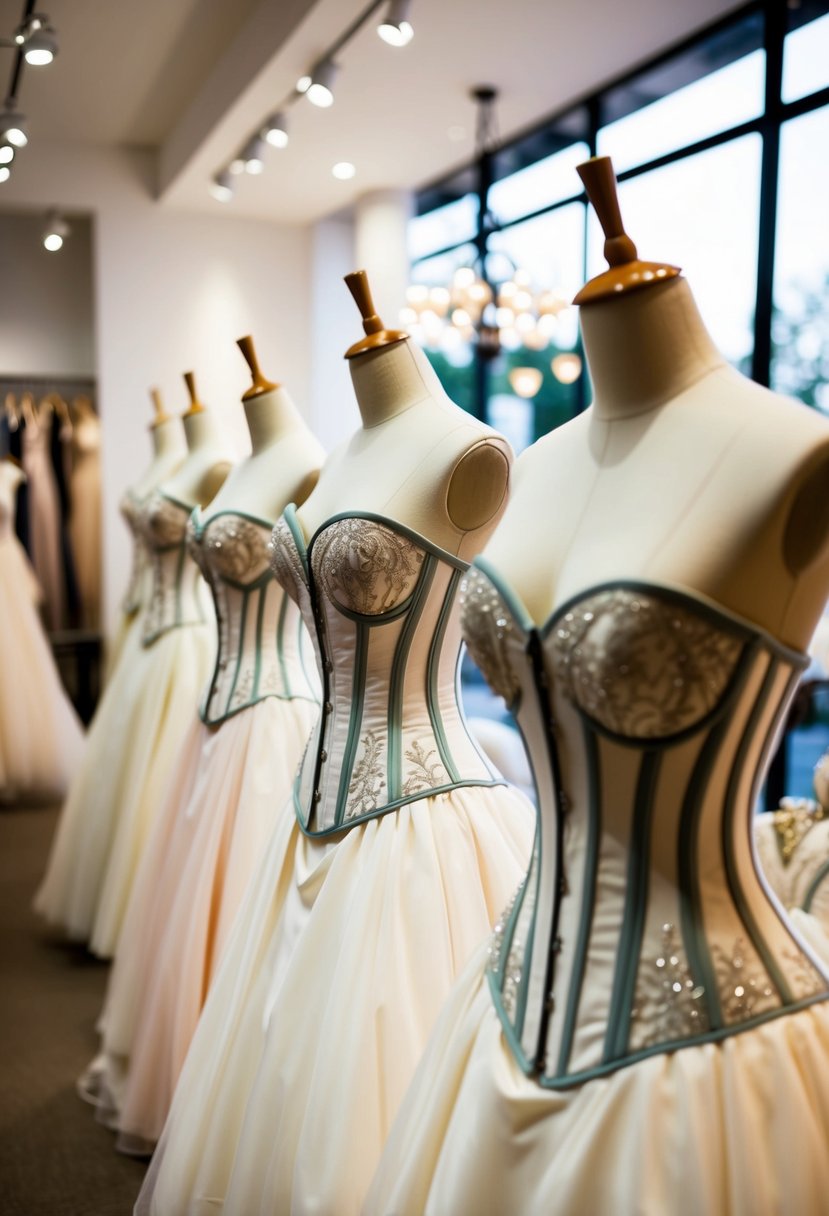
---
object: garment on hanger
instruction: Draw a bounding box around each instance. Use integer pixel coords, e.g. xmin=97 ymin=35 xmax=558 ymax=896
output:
xmin=135 ymin=506 xmax=534 ymax=1215
xmin=21 ymin=400 xmax=66 ymax=631
xmin=0 ymin=460 xmax=83 ymax=799
xmin=34 ymin=492 xmax=215 ymax=956
xmin=362 ymin=563 xmax=829 ymax=1216
xmin=80 ymin=508 xmax=319 ymax=1153
xmin=68 ymin=402 xmax=102 ymax=630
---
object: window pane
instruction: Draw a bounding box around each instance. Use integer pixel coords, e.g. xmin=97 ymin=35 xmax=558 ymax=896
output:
xmin=489 ymin=141 xmax=589 ymax=224
xmin=588 ymin=135 xmax=762 ymax=370
xmin=771 ymin=105 xmax=829 ymax=413
xmin=408 ymin=195 xmax=477 ymax=261
xmin=782 ymin=11 xmax=829 ymax=104
xmin=488 ymin=204 xmax=586 ymax=445
xmin=406 ymin=246 xmax=477 ymax=416
xmin=598 ymin=51 xmax=765 ymax=173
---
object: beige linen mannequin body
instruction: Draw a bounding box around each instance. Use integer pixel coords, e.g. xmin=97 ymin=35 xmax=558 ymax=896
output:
xmin=133 ymin=414 xmax=186 ymax=499
xmin=486 ymin=273 xmax=829 ymax=650
xmin=297 ymin=332 xmax=510 ymax=558
xmin=160 ymin=375 xmax=232 ymax=509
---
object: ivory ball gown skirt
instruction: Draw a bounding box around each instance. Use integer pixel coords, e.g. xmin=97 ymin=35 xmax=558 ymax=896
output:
xmin=0 ymin=531 xmax=83 ymax=800
xmin=80 ymin=693 xmax=318 ymax=1153
xmin=135 ymin=784 xmax=533 ymax=1216
xmin=33 ymin=621 xmax=214 ymax=955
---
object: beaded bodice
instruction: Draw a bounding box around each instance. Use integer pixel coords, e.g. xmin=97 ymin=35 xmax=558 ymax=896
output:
xmin=461 ymin=560 xmax=829 ymax=1088
xmin=187 ymin=509 xmax=318 ymax=726
xmin=119 ymin=490 xmax=149 ymax=616
xmin=268 ymin=507 xmax=503 ymax=837
xmin=137 ymin=493 xmax=210 ymax=646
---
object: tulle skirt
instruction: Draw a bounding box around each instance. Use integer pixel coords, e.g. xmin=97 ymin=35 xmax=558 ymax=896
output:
xmin=81 ymin=693 xmax=318 ymax=1153
xmin=105 ymin=608 xmax=139 ymax=684
xmin=136 ymin=783 xmax=534 ymax=1216
xmin=364 ymin=945 xmax=829 ymax=1216
xmin=0 ymin=534 xmax=83 ymax=800
xmin=33 ymin=621 xmax=214 ymax=956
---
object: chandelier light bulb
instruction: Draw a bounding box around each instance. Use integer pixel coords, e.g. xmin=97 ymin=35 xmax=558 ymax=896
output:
xmin=209 ymin=171 xmax=234 ymax=203
xmin=306 ymin=59 xmax=338 ymax=108
xmin=42 ymin=210 xmax=69 ymax=252
xmin=509 ymin=367 xmax=543 ymax=399
xmin=378 ymin=0 xmax=414 ymax=46
xmin=551 ymin=352 xmax=583 ymax=384
xmin=263 ymin=112 xmax=289 ymax=148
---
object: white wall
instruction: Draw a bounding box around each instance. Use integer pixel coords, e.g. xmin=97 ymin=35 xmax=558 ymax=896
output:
xmin=0 ymin=142 xmax=315 ymax=631
xmin=0 ymin=210 xmax=95 ymax=376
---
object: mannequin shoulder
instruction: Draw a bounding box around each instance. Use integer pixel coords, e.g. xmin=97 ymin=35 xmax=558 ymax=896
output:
xmin=445 ymin=425 xmax=512 ymax=532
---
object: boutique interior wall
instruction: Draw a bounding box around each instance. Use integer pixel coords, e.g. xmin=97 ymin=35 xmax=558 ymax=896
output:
xmin=0 ymin=140 xmax=366 ymax=635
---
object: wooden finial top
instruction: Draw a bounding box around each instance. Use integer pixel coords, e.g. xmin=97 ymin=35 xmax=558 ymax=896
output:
xmin=573 ymin=156 xmax=681 ymax=305
xmin=344 ymin=269 xmax=409 ymax=359
xmin=149 ymin=386 xmax=171 ymax=428
xmin=237 ymin=334 xmax=279 ymax=400
xmin=182 ymin=371 xmax=206 ymax=416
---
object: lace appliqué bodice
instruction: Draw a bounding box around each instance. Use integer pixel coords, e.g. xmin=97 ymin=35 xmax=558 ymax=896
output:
xmin=268 ymin=509 xmax=502 ymax=837
xmin=463 ymin=564 xmax=828 ymax=1088
xmin=119 ymin=491 xmax=148 ymax=616
xmin=137 ymin=493 xmax=210 ymax=645
xmin=188 ymin=510 xmax=318 ymax=726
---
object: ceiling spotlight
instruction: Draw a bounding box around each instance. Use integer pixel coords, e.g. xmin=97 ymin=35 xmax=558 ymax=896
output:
xmin=0 ymin=166 xmax=10 ymax=184
xmin=43 ymin=210 xmax=70 ymax=252
xmin=263 ymin=112 xmax=289 ymax=149
xmin=242 ymin=135 xmax=266 ymax=174
xmin=296 ymin=75 xmax=311 ymax=94
xmin=21 ymin=14 xmax=59 ymax=65
xmin=332 ymin=161 xmax=355 ymax=180
xmin=209 ymin=170 xmax=234 ymax=203
xmin=378 ymin=0 xmax=414 ymax=46
xmin=0 ymin=143 xmax=14 ymax=165
xmin=1 ymin=106 xmax=27 ymax=148
xmin=306 ymin=59 xmax=338 ymax=108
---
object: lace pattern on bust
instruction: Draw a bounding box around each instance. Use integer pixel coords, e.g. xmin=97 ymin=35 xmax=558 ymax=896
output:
xmin=460 ymin=567 xmax=521 ymax=706
xmin=552 ymin=590 xmax=742 ymax=738
xmin=269 ymin=517 xmax=307 ymax=593
xmin=141 ymin=492 xmax=189 ymax=548
xmin=311 ymin=518 xmax=424 ymax=616
xmin=201 ymin=517 xmax=270 ymax=584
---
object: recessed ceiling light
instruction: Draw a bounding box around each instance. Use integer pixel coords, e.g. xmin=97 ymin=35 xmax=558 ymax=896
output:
xmin=242 ymin=135 xmax=267 ymax=174
xmin=332 ymin=161 xmax=356 ymax=180
xmin=1 ymin=107 xmax=27 ymax=148
xmin=43 ymin=210 xmax=69 ymax=252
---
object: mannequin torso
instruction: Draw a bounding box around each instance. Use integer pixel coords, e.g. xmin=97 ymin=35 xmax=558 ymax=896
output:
xmin=159 ymin=411 xmax=231 ymax=508
xmin=296 ymin=339 xmax=510 ymax=560
xmin=132 ymin=416 xmax=186 ymax=500
xmin=485 ymin=278 xmax=829 ymax=649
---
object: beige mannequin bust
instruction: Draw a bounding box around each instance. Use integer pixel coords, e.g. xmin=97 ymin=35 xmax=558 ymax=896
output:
xmin=484 ymin=157 xmax=829 ymax=650
xmin=203 ymin=336 xmax=324 ymax=523
xmin=296 ymin=270 xmax=511 ymax=560
xmin=132 ymin=389 xmax=187 ymax=499
xmin=160 ymin=372 xmax=232 ymax=508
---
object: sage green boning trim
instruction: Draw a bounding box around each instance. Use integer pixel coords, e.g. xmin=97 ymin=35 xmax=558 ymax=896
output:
xmin=334 ymin=622 xmax=369 ymax=828
xmin=427 ymin=568 xmax=463 ymax=784
xmin=388 ymin=557 xmax=437 ymax=798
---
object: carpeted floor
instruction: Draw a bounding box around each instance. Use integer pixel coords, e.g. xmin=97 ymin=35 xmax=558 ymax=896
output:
xmin=0 ymin=804 xmax=147 ymax=1215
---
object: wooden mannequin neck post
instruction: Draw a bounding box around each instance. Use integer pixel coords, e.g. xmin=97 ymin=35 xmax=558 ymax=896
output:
xmin=150 ymin=415 xmax=185 ymax=459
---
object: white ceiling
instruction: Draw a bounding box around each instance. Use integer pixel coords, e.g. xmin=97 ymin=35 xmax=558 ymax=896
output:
xmin=0 ymin=0 xmax=746 ymax=223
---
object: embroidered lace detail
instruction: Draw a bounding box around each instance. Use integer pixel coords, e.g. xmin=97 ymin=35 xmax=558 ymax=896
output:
xmin=460 ymin=567 xmax=520 ymax=706
xmin=402 ymin=740 xmax=448 ymax=795
xmin=781 ymin=945 xmax=826 ymax=998
xmin=311 ymin=518 xmax=424 ymax=616
xmin=269 ymin=517 xmax=307 ymax=592
xmin=552 ymin=590 xmax=742 ymax=738
xmin=771 ymin=798 xmax=825 ymax=867
xmin=346 ymin=730 xmax=386 ymax=819
xmin=629 ymin=924 xmax=709 ymax=1049
xmin=203 ymin=517 xmax=269 ymax=584
xmin=711 ymin=936 xmax=778 ymax=1023
xmin=141 ymin=492 xmax=189 ymax=548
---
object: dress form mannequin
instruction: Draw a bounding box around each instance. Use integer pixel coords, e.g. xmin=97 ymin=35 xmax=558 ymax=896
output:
xmin=160 ymin=373 xmax=231 ymax=508
xmin=296 ymin=270 xmax=510 ymax=560
xmin=204 ymin=336 xmax=323 ymax=521
xmin=485 ymin=157 xmax=829 ymax=649
xmin=132 ymin=390 xmax=186 ymax=499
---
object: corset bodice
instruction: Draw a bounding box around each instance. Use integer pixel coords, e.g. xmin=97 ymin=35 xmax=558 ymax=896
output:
xmin=137 ymin=493 xmax=210 ymax=645
xmin=461 ymin=560 xmax=829 ymax=1088
xmin=268 ymin=507 xmax=503 ymax=837
xmin=120 ymin=490 xmax=149 ymax=616
xmin=187 ymin=509 xmax=318 ymax=726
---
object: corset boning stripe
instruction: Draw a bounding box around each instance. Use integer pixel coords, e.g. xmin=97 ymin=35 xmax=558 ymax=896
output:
xmin=335 ymin=623 xmax=369 ymax=829
xmin=428 ymin=567 xmax=463 ymax=784
xmin=388 ymin=556 xmax=437 ymax=800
